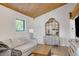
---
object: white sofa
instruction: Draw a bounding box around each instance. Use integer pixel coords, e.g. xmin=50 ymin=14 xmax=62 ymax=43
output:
xmin=0 ymin=37 xmax=37 ymax=56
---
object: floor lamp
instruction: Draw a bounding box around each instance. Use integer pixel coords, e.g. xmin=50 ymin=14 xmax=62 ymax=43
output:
xmin=29 ymin=29 xmax=34 ymax=39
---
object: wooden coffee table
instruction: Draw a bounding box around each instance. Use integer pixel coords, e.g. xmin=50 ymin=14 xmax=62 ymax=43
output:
xmin=31 ymin=45 xmax=51 ymax=56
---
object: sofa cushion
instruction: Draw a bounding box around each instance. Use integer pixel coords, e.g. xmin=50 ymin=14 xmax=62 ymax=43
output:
xmin=14 ymin=41 xmax=36 ymax=54
xmin=11 ymin=37 xmax=32 ymax=48
xmin=11 ymin=39 xmax=25 ymax=48
xmin=17 ymin=37 xmax=31 ymax=44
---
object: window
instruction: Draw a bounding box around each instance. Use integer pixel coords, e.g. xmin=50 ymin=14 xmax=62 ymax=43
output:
xmin=16 ymin=19 xmax=25 ymax=32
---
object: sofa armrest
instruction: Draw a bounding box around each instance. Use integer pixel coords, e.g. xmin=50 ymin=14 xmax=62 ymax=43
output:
xmin=30 ymin=38 xmax=38 ymax=45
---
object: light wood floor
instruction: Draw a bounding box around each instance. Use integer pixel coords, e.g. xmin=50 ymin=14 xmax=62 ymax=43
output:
xmin=51 ymin=45 xmax=69 ymax=56
xmin=37 ymin=45 xmax=69 ymax=56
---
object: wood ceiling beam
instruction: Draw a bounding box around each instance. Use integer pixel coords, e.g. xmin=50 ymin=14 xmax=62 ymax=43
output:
xmin=70 ymin=4 xmax=79 ymax=19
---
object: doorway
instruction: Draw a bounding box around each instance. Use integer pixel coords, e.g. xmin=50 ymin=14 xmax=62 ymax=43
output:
xmin=75 ymin=16 xmax=79 ymax=37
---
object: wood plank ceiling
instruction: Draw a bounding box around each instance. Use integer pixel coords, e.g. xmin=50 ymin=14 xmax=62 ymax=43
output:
xmin=1 ymin=3 xmax=66 ymax=18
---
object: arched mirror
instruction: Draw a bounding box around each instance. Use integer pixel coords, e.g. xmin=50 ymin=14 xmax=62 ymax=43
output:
xmin=45 ymin=18 xmax=59 ymax=36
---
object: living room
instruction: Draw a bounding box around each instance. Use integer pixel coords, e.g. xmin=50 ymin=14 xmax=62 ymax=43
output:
xmin=0 ymin=3 xmax=79 ymax=56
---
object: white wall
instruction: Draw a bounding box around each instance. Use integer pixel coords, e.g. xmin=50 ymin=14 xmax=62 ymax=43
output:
xmin=69 ymin=15 xmax=79 ymax=39
xmin=0 ymin=4 xmax=77 ymax=46
xmin=70 ymin=19 xmax=75 ymax=39
xmin=33 ymin=3 xmax=76 ymax=46
xmin=0 ymin=5 xmax=33 ymax=41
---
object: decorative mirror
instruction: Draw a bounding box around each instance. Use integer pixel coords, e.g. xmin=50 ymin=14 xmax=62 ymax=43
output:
xmin=45 ymin=18 xmax=59 ymax=36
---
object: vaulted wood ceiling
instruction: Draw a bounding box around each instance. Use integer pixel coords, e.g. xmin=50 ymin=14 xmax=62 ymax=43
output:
xmin=1 ymin=3 xmax=66 ymax=18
